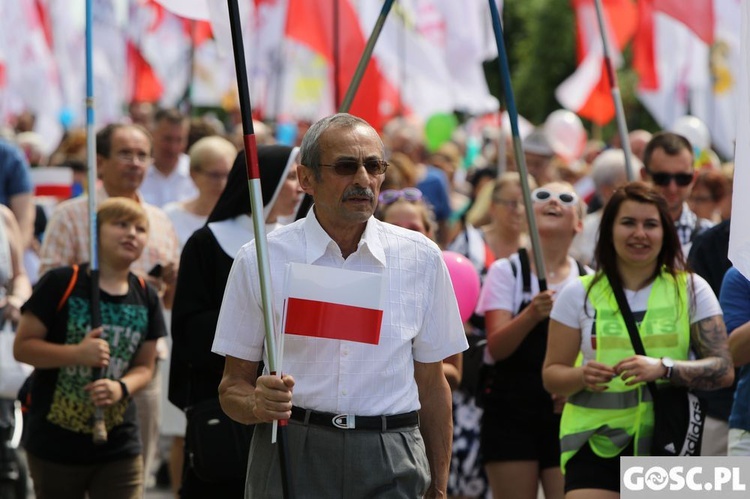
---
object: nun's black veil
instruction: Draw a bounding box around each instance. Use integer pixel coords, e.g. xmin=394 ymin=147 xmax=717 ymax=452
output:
xmin=207 ymin=145 xmax=297 ymax=224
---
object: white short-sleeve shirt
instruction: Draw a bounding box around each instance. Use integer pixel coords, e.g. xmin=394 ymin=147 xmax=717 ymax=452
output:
xmin=476 ymin=253 xmax=591 ymax=317
xmin=212 ymin=210 xmax=468 ymax=416
xmin=550 ymin=273 xmax=722 ymax=363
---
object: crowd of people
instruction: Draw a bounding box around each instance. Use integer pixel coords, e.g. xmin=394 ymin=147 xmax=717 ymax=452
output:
xmin=0 ymin=105 xmax=743 ymax=499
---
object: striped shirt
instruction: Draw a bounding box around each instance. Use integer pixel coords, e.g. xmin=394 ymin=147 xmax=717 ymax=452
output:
xmin=38 ymin=187 xmax=180 ymax=278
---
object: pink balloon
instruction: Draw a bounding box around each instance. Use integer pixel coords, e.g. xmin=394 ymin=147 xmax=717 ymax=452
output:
xmin=442 ymin=251 xmax=481 ymax=323
xmin=544 ymin=110 xmax=587 ymax=162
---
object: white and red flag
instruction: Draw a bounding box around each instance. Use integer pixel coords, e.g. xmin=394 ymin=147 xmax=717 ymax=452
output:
xmin=632 ymin=0 xmax=715 ymax=140
xmin=728 ymin=0 xmax=749 ymax=278
xmin=282 ymin=263 xmax=386 ymax=345
xmin=555 ymin=0 xmax=637 ymax=126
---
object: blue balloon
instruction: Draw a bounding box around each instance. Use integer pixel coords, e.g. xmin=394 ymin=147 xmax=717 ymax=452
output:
xmin=275 ymin=122 xmax=298 ymax=146
xmin=59 ymin=108 xmax=75 ymax=129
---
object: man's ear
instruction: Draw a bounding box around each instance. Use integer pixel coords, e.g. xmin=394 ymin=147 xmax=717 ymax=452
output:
xmin=297 ymin=164 xmax=316 ymax=196
xmin=640 ymin=166 xmax=649 ymax=181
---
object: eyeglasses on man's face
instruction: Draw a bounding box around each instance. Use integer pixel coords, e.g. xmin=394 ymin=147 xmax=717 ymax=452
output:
xmin=650 ymin=172 xmax=694 ymax=187
xmin=113 ymin=150 xmax=151 ymax=164
xmin=319 ymin=158 xmax=388 ymax=176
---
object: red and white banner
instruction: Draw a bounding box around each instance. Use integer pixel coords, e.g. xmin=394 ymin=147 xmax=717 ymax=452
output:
xmin=555 ymin=0 xmax=637 ymax=126
xmin=30 ymin=166 xmax=74 ymax=199
xmin=283 ymin=263 xmax=385 ymax=345
xmin=728 ymin=0 xmax=749 ymax=278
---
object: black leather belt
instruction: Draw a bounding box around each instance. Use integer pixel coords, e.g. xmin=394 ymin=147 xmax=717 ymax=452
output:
xmin=290 ymin=406 xmax=419 ymax=431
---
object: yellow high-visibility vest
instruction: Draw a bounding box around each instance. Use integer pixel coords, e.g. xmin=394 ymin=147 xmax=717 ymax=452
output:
xmin=559 ymin=271 xmax=690 ymax=472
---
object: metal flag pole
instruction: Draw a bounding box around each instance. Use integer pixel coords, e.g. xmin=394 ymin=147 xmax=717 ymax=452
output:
xmin=296 ymin=0 xmax=396 ymax=221
xmin=85 ymin=0 xmax=106 ymax=445
xmin=225 ymin=2 xmax=294 ymax=497
xmin=487 ymin=0 xmax=548 ymax=291
xmin=593 ymin=0 xmax=635 ymax=181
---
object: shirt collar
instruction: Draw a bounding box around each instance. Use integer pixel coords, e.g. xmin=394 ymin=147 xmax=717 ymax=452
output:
xmin=676 ymin=202 xmax=696 ymax=228
xmin=303 ymin=207 xmax=387 ymax=266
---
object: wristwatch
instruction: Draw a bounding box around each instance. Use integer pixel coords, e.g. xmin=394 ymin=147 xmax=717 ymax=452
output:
xmin=660 ymin=357 xmax=675 ymax=379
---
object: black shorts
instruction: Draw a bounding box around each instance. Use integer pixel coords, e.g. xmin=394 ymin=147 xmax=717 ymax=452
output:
xmin=480 ymin=401 xmax=561 ymax=469
xmin=564 ymin=440 xmax=634 ymax=493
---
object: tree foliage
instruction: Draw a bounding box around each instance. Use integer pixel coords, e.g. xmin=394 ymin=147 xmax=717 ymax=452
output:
xmin=484 ymin=0 xmax=659 ymax=141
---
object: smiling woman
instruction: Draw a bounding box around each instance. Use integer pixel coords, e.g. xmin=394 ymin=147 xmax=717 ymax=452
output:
xmin=543 ymin=182 xmax=734 ymax=497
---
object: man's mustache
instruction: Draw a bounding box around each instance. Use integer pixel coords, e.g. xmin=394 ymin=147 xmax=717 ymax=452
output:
xmin=343 ymin=187 xmax=375 ymax=201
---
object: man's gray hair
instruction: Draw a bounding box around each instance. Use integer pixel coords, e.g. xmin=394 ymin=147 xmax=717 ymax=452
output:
xmin=591 ymin=149 xmax=642 ymax=191
xmin=299 ymin=113 xmax=384 ymax=179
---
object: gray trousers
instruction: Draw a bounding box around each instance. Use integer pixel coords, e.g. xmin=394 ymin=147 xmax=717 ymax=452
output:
xmin=246 ymin=419 xmax=430 ymax=498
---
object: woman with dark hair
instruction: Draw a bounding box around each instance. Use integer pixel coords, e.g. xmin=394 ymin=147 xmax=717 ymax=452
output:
xmin=168 ymin=146 xmax=301 ymax=498
xmin=543 ymin=182 xmax=734 ymax=498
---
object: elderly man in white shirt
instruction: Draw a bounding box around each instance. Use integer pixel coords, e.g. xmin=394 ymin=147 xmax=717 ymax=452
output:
xmin=213 ymin=113 xmax=467 ymax=498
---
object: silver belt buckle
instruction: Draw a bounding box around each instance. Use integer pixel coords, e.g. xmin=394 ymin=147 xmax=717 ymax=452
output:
xmin=332 ymin=414 xmax=356 ymax=429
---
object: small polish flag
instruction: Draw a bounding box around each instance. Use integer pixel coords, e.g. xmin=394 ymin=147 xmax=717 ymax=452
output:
xmin=283 ymin=263 xmax=386 ymax=345
xmin=30 ymin=166 xmax=73 ymax=200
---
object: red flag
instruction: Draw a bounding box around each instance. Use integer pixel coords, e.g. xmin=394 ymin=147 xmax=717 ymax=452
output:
xmin=285 ymin=0 xmax=385 ymax=128
xmin=126 ymin=41 xmax=163 ymax=103
xmin=283 ymin=264 xmax=385 ymax=345
xmin=555 ymin=0 xmax=637 ymax=125
xmin=634 ymin=0 xmax=714 ymax=90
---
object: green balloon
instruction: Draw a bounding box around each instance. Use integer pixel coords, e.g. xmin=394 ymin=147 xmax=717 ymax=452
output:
xmin=425 ymin=113 xmax=458 ymax=152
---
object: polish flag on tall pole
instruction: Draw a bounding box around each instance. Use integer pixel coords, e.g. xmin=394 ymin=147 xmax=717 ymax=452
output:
xmin=555 ymin=0 xmax=637 ymax=126
xmin=728 ymin=0 xmax=749 ymax=278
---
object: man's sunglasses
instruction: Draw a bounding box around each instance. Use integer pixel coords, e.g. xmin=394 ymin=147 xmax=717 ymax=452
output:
xmin=320 ymin=159 xmax=388 ymax=176
xmin=651 ymin=172 xmax=694 ymax=187
xmin=531 ymin=188 xmax=578 ymax=206
xmin=378 ymin=187 xmax=423 ymax=205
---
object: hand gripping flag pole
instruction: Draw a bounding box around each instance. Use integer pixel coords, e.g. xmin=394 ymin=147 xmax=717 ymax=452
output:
xmin=487 ymin=0 xmax=548 ymax=291
xmin=295 ymin=0 xmax=396 ymax=221
xmin=593 ymin=0 xmax=635 ymax=181
xmin=86 ymin=0 xmax=107 ymax=445
xmin=225 ymin=2 xmax=294 ymax=497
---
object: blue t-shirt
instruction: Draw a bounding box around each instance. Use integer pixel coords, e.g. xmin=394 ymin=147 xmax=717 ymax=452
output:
xmin=719 ymin=267 xmax=750 ymax=431
xmin=0 ymin=139 xmax=33 ymax=205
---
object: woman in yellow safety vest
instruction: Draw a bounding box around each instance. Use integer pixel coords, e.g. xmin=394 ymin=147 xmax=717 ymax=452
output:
xmin=542 ymin=182 xmax=734 ymax=498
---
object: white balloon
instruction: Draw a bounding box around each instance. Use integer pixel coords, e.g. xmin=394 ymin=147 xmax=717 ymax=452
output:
xmin=670 ymin=115 xmax=711 ymax=152
xmin=544 ymin=110 xmax=587 ymax=161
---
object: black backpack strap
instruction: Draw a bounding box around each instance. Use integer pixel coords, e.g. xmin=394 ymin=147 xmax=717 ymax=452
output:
xmin=518 ymin=247 xmax=532 ymax=294
xmin=576 ymin=260 xmax=587 ymax=276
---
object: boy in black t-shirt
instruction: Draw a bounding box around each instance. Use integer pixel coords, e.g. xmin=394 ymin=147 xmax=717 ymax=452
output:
xmin=14 ymin=198 xmax=165 ymax=499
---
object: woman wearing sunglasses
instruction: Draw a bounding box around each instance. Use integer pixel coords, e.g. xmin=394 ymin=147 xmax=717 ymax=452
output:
xmin=476 ymin=182 xmax=589 ymax=499
xmin=543 ymin=182 xmax=733 ymax=497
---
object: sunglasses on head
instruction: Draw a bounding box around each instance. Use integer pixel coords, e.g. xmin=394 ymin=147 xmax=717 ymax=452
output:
xmin=651 ymin=172 xmax=694 ymax=187
xmin=378 ymin=187 xmax=423 ymax=205
xmin=531 ymin=188 xmax=578 ymax=206
xmin=320 ymin=158 xmax=388 ymax=176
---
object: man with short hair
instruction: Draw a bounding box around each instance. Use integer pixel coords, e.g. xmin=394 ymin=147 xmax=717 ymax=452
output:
xmin=214 ymin=113 xmax=467 ymax=498
xmin=140 ymin=108 xmax=197 ymax=207
xmin=38 ymin=123 xmax=180 ymax=483
xmin=570 ymin=149 xmax=642 ymax=266
xmin=522 ymin=128 xmax=557 ymax=187
xmin=641 ymin=131 xmax=713 ymax=254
